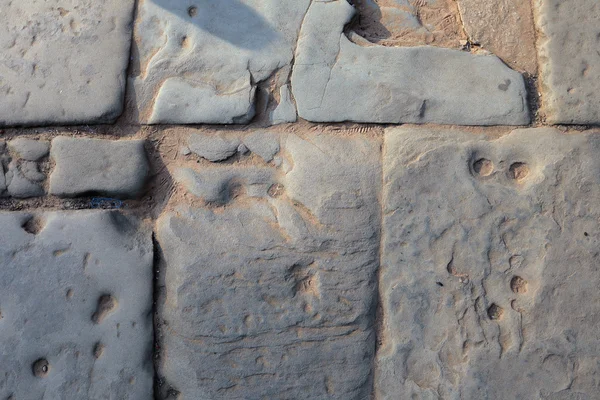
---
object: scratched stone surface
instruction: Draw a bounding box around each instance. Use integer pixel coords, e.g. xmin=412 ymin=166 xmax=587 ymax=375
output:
xmin=0 ymin=0 xmax=136 ymax=126
xmin=155 ymin=132 xmax=381 ymax=399
xmin=0 ymin=211 xmax=153 ymax=399
xmin=377 ymin=127 xmax=600 ymax=399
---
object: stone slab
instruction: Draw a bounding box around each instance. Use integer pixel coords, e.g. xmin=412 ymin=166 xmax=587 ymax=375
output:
xmin=0 ymin=0 xmax=135 ymax=126
xmin=129 ymin=0 xmax=310 ymax=124
xmin=49 ymin=137 xmax=149 ymax=198
xmin=377 ymin=127 xmax=600 ymax=399
xmin=457 ymin=0 xmax=537 ymax=74
xmin=536 ymin=0 xmax=600 ymax=124
xmin=0 ymin=211 xmax=153 ymax=399
xmin=291 ymin=0 xmax=529 ymax=125
xmin=156 ymin=132 xmax=381 ymax=399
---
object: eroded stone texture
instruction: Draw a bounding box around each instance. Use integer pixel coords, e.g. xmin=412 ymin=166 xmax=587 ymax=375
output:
xmin=0 ymin=0 xmax=135 ymax=126
xmin=157 ymin=132 xmax=381 ymax=399
xmin=457 ymin=0 xmax=537 ymax=74
xmin=291 ymin=0 xmax=529 ymax=125
xmin=377 ymin=127 xmax=600 ymax=399
xmin=49 ymin=137 xmax=149 ymax=198
xmin=0 ymin=211 xmax=153 ymax=399
xmin=537 ymin=0 xmax=600 ymax=124
xmin=129 ymin=0 xmax=311 ymax=124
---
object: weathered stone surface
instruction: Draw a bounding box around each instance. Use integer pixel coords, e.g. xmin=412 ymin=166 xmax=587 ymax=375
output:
xmin=156 ymin=132 xmax=381 ymax=399
xmin=536 ymin=0 xmax=600 ymax=124
xmin=8 ymin=138 xmax=50 ymax=161
xmin=187 ymin=133 xmax=241 ymax=162
xmin=129 ymin=0 xmax=311 ymax=124
xmin=0 ymin=1 xmax=135 ymax=126
xmin=49 ymin=137 xmax=149 ymax=198
xmin=377 ymin=127 xmax=600 ymax=399
xmin=6 ymin=160 xmax=44 ymax=198
xmin=0 ymin=211 xmax=153 ymax=399
xmin=270 ymin=84 xmax=297 ymax=125
xmin=291 ymin=0 xmax=529 ymax=125
xmin=457 ymin=0 xmax=537 ymax=74
xmin=242 ymin=131 xmax=280 ymax=162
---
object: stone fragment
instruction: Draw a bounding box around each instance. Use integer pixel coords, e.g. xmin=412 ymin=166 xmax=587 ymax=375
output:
xmin=242 ymin=131 xmax=280 ymax=162
xmin=0 ymin=211 xmax=153 ymax=399
xmin=291 ymin=0 xmax=529 ymax=125
xmin=377 ymin=127 xmax=600 ymax=399
xmin=457 ymin=0 xmax=537 ymax=74
xmin=536 ymin=0 xmax=600 ymax=124
xmin=130 ymin=0 xmax=311 ymax=124
xmin=0 ymin=1 xmax=135 ymax=126
xmin=156 ymin=132 xmax=381 ymax=399
xmin=187 ymin=134 xmax=240 ymax=162
xmin=6 ymin=161 xmax=44 ymax=198
xmin=49 ymin=137 xmax=149 ymax=198
xmin=8 ymin=138 xmax=50 ymax=161
xmin=269 ymin=84 xmax=297 ymax=125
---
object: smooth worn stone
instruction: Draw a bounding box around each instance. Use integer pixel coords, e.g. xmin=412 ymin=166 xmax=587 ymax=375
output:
xmin=187 ymin=133 xmax=241 ymax=162
xmin=6 ymin=161 xmax=44 ymax=198
xmin=242 ymin=131 xmax=280 ymax=162
xmin=269 ymin=84 xmax=297 ymax=125
xmin=156 ymin=132 xmax=381 ymax=399
xmin=20 ymin=161 xmax=46 ymax=182
xmin=377 ymin=127 xmax=600 ymax=399
xmin=536 ymin=0 xmax=600 ymax=124
xmin=129 ymin=0 xmax=311 ymax=124
xmin=0 ymin=211 xmax=153 ymax=399
xmin=457 ymin=0 xmax=537 ymax=74
xmin=8 ymin=138 xmax=50 ymax=161
xmin=291 ymin=0 xmax=529 ymax=125
xmin=0 ymin=0 xmax=135 ymax=126
xmin=49 ymin=137 xmax=149 ymax=198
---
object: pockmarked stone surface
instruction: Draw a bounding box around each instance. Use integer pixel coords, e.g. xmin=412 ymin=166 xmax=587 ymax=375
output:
xmin=1 ymin=140 xmax=48 ymax=199
xmin=457 ymin=0 xmax=537 ymax=74
xmin=0 ymin=0 xmax=135 ymax=126
xmin=129 ymin=0 xmax=310 ymax=124
xmin=156 ymin=132 xmax=381 ymax=399
xmin=0 ymin=211 xmax=153 ymax=399
xmin=291 ymin=0 xmax=529 ymax=125
xmin=537 ymin=0 xmax=600 ymax=124
xmin=377 ymin=127 xmax=600 ymax=399
xmin=49 ymin=137 xmax=149 ymax=198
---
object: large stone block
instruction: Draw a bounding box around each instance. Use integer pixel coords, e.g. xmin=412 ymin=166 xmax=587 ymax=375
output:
xmin=291 ymin=0 xmax=529 ymax=125
xmin=377 ymin=127 xmax=600 ymax=399
xmin=0 ymin=0 xmax=135 ymax=126
xmin=0 ymin=211 xmax=154 ymax=399
xmin=129 ymin=0 xmax=309 ymax=124
xmin=156 ymin=132 xmax=381 ymax=399
xmin=536 ymin=0 xmax=600 ymax=124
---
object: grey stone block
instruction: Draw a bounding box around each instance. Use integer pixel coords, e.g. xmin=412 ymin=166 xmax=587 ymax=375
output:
xmin=49 ymin=137 xmax=149 ymax=198
xmin=187 ymin=133 xmax=241 ymax=162
xmin=5 ymin=161 xmax=44 ymax=198
xmin=269 ymin=84 xmax=297 ymax=125
xmin=242 ymin=131 xmax=280 ymax=162
xmin=291 ymin=0 xmax=529 ymax=125
xmin=377 ymin=127 xmax=600 ymax=399
xmin=0 ymin=0 xmax=135 ymax=126
xmin=130 ymin=0 xmax=311 ymax=124
xmin=537 ymin=0 xmax=600 ymax=124
xmin=0 ymin=211 xmax=153 ymax=399
xmin=156 ymin=132 xmax=381 ymax=399
xmin=8 ymin=138 xmax=50 ymax=161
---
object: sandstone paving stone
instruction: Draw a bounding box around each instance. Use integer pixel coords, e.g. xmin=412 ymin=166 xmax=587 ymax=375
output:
xmin=49 ymin=137 xmax=149 ymax=198
xmin=270 ymin=84 xmax=298 ymax=125
xmin=377 ymin=127 xmax=600 ymax=399
xmin=457 ymin=0 xmax=537 ymax=74
xmin=291 ymin=0 xmax=529 ymax=125
xmin=7 ymin=138 xmax=50 ymax=161
xmin=536 ymin=0 xmax=600 ymax=124
xmin=130 ymin=0 xmax=311 ymax=124
xmin=0 ymin=211 xmax=154 ymax=399
xmin=242 ymin=131 xmax=280 ymax=162
xmin=187 ymin=133 xmax=241 ymax=162
xmin=0 ymin=0 xmax=136 ymax=126
xmin=156 ymin=132 xmax=381 ymax=399
xmin=5 ymin=160 xmax=44 ymax=198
